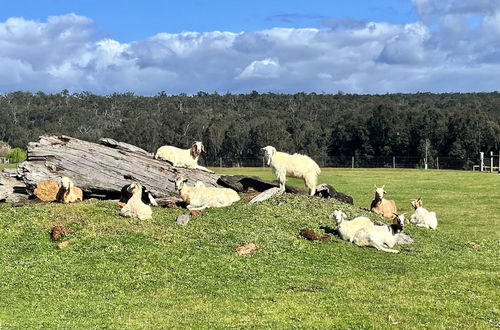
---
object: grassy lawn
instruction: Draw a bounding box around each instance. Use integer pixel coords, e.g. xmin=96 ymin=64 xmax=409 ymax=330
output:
xmin=0 ymin=168 xmax=498 ymax=328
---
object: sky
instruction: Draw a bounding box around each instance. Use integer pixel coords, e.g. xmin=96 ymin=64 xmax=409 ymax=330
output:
xmin=0 ymin=0 xmax=499 ymax=95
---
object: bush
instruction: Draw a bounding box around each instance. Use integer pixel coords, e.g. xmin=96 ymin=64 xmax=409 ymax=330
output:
xmin=6 ymin=148 xmax=27 ymax=163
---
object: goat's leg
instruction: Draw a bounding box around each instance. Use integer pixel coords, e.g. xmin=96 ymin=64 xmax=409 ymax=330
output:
xmin=194 ymin=165 xmax=215 ymax=173
xmin=373 ymin=243 xmax=399 ymax=253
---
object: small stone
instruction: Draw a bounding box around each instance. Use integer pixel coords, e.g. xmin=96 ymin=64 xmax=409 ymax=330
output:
xmin=176 ymin=214 xmax=190 ymax=226
xmin=235 ymin=243 xmax=258 ymax=256
xmin=57 ymin=241 xmax=70 ymax=249
xmin=115 ymin=201 xmax=126 ymax=207
xmin=320 ymin=235 xmax=331 ymax=243
xmin=468 ymin=242 xmax=481 ymax=248
xmin=190 ymin=210 xmax=203 ymax=216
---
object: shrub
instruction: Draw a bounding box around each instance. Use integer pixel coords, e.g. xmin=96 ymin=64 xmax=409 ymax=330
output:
xmin=6 ymin=148 xmax=27 ymax=163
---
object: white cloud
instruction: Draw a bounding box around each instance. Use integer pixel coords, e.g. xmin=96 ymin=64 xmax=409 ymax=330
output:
xmin=236 ymin=58 xmax=280 ymax=79
xmin=1 ymin=7 xmax=500 ymax=94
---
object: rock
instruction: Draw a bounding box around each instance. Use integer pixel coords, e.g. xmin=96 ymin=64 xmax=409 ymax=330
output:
xmin=396 ymin=233 xmax=415 ymax=245
xmin=155 ymin=196 xmax=185 ymax=208
xmin=315 ymin=184 xmax=354 ymax=205
xmin=50 ymin=225 xmax=75 ymax=242
xmin=468 ymin=242 xmax=481 ymax=248
xmin=299 ymin=228 xmax=319 ymax=241
xmin=249 ymin=187 xmax=282 ymax=204
xmin=176 ymin=214 xmax=190 ymax=226
xmin=57 ymin=241 xmax=70 ymax=249
xmin=190 ymin=210 xmax=203 ymax=216
xmin=235 ymin=243 xmax=258 ymax=256
xmin=34 ymin=179 xmax=59 ymax=201
xmin=320 ymin=234 xmax=332 ymax=243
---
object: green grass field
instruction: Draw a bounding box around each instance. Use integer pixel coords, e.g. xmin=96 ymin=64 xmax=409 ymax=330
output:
xmin=0 ymin=168 xmax=498 ymax=328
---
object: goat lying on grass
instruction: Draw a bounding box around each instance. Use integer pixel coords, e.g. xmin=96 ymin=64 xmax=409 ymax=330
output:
xmin=370 ymin=185 xmax=397 ymax=218
xmin=120 ymin=182 xmax=152 ymax=220
xmin=351 ymin=213 xmax=406 ymax=253
xmin=170 ymin=175 xmax=240 ymax=211
xmin=330 ymin=210 xmax=374 ymax=241
xmin=56 ymin=177 xmax=83 ymax=203
xmin=410 ymin=198 xmax=438 ymax=229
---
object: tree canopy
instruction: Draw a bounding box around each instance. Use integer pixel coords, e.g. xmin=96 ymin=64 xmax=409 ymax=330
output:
xmin=1 ymin=91 xmax=499 ymax=169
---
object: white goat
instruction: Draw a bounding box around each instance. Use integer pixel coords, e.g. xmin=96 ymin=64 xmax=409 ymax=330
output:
xmin=56 ymin=177 xmax=83 ymax=203
xmin=330 ymin=210 xmax=375 ymax=241
xmin=370 ymin=185 xmax=397 ymax=218
xmin=155 ymin=141 xmax=214 ymax=173
xmin=410 ymin=198 xmax=438 ymax=229
xmin=120 ymin=182 xmax=152 ymax=220
xmin=261 ymin=146 xmax=321 ymax=196
xmin=170 ymin=175 xmax=240 ymax=211
xmin=350 ymin=213 xmax=405 ymax=253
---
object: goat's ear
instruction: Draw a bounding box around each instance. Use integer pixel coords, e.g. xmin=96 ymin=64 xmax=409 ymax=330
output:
xmin=201 ymin=143 xmax=205 ymax=152
xmin=168 ymin=179 xmax=175 ymax=183
xmin=381 ymin=185 xmax=385 ymax=189
xmin=183 ymin=178 xmax=188 ymax=183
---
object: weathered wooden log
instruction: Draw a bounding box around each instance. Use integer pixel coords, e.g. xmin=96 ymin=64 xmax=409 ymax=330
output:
xmin=17 ymin=135 xmax=222 ymax=198
xmin=217 ymin=175 xmax=354 ymax=204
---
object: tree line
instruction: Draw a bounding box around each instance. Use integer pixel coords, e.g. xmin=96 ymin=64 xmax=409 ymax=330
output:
xmin=1 ymin=90 xmax=499 ymax=169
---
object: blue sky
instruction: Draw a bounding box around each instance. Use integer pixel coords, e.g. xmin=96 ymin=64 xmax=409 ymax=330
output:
xmin=0 ymin=0 xmax=499 ymax=95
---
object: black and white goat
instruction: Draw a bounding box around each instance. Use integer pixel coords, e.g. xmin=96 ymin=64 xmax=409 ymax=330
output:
xmin=350 ymin=213 xmax=406 ymax=253
xmin=120 ymin=183 xmax=157 ymax=206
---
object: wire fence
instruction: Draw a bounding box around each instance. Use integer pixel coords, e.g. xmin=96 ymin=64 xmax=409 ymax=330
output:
xmin=201 ymin=156 xmax=481 ymax=170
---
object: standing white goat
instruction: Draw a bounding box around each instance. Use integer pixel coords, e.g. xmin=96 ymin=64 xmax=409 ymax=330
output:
xmin=350 ymin=213 xmax=406 ymax=253
xmin=120 ymin=182 xmax=153 ymax=220
xmin=410 ymin=198 xmax=438 ymax=229
xmin=261 ymin=146 xmax=321 ymax=196
xmin=370 ymin=185 xmax=397 ymax=218
xmin=155 ymin=141 xmax=214 ymax=173
xmin=170 ymin=175 xmax=240 ymax=211
xmin=330 ymin=210 xmax=375 ymax=241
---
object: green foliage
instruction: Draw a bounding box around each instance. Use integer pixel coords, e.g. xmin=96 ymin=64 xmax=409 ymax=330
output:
xmin=0 ymin=169 xmax=498 ymax=328
xmin=5 ymin=147 xmax=27 ymax=163
xmin=0 ymin=91 xmax=499 ymax=169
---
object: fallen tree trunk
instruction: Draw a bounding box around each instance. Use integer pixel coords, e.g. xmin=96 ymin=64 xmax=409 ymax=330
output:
xmin=4 ymin=135 xmax=353 ymax=205
xmin=17 ymin=135 xmax=222 ymax=197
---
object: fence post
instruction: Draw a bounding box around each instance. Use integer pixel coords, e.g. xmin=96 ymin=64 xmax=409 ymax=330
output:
xmin=480 ymin=152 xmax=484 ymax=171
xmin=490 ymin=152 xmax=494 ymax=173
xmin=219 ymin=157 xmax=223 ymax=168
xmin=436 ymin=157 xmax=439 ymax=170
xmin=393 ymin=156 xmax=395 ymax=169
xmin=351 ymin=156 xmax=354 ymax=169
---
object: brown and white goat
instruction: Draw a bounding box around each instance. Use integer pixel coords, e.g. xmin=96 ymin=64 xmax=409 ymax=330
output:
xmin=370 ymin=185 xmax=397 ymax=218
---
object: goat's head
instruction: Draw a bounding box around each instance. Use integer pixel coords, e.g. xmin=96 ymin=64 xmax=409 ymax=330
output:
xmin=260 ymin=146 xmax=276 ymax=166
xmin=169 ymin=175 xmax=188 ymax=191
xmin=411 ymin=198 xmax=423 ymax=210
xmin=330 ymin=209 xmax=347 ymax=225
xmin=392 ymin=212 xmax=406 ymax=229
xmin=374 ymin=185 xmax=386 ymax=200
xmin=60 ymin=176 xmax=74 ymax=191
xmin=191 ymin=141 xmax=205 ymax=157
xmin=128 ymin=182 xmax=143 ymax=195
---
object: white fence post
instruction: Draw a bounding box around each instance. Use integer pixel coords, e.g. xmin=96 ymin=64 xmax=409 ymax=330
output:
xmin=480 ymin=152 xmax=484 ymax=172
xmin=351 ymin=156 xmax=354 ymax=169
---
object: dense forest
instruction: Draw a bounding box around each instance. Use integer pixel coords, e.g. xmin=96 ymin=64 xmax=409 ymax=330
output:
xmin=1 ymin=90 xmax=499 ymax=169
